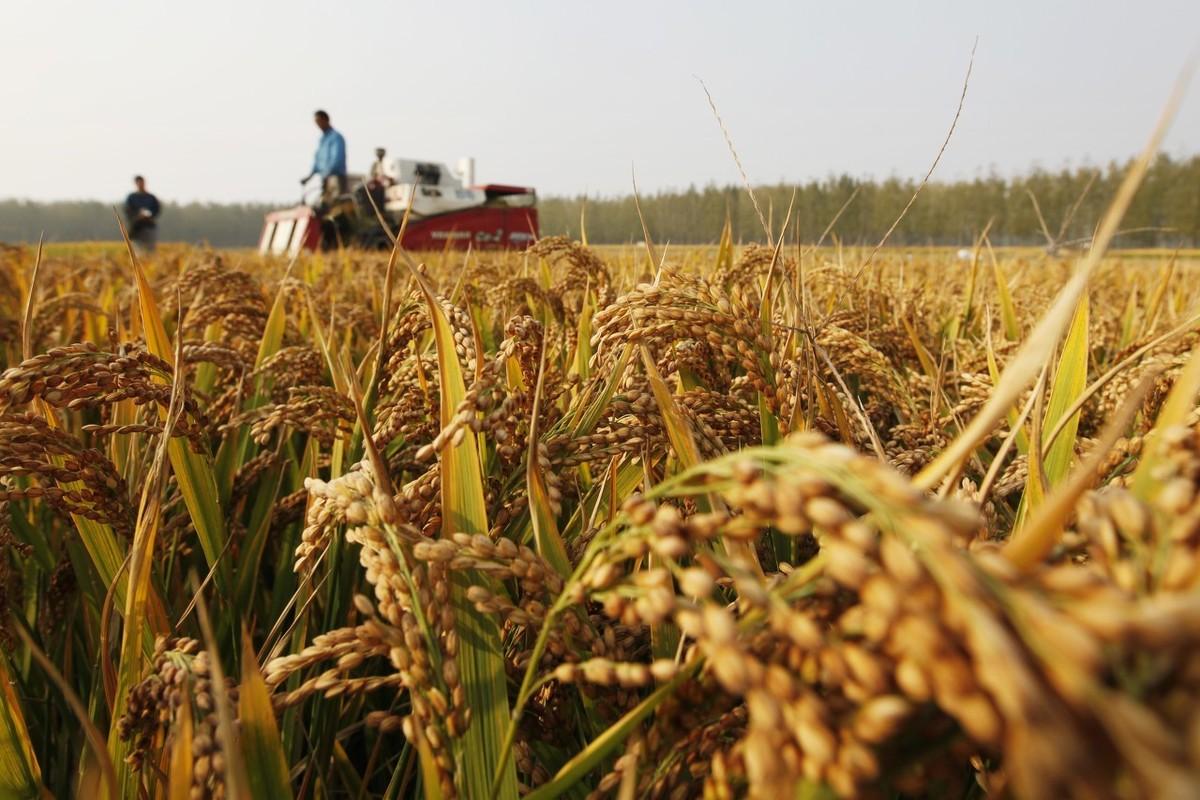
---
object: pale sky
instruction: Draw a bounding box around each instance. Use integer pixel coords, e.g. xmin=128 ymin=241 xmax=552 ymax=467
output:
xmin=2 ymin=0 xmax=1198 ymax=204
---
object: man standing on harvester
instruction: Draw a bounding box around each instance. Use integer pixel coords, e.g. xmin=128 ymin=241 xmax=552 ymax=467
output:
xmin=301 ymin=109 xmax=347 ymax=210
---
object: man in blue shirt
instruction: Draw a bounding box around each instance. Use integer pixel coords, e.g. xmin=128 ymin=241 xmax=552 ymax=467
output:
xmin=123 ymin=175 xmax=161 ymax=255
xmin=301 ymin=109 xmax=347 ymax=209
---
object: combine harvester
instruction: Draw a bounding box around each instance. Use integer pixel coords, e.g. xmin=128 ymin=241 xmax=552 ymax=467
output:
xmin=260 ymin=156 xmax=538 ymax=255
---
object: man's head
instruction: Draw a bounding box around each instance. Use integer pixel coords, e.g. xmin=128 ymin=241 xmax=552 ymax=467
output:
xmin=314 ymin=110 xmax=331 ymax=132
xmin=375 ymin=147 xmax=386 ymax=159
xmin=134 ymin=175 xmax=146 ymax=191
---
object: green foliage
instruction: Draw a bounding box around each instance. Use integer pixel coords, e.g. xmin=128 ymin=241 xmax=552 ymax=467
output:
xmin=539 ymin=154 xmax=1200 ymax=246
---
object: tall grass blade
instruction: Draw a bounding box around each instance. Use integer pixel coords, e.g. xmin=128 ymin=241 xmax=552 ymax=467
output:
xmin=716 ymin=211 xmax=734 ymax=274
xmin=0 ymin=654 xmax=44 ymax=799
xmin=409 ymin=266 xmax=518 ymax=800
xmin=1118 ymin=285 xmax=1139 ymax=349
xmin=238 ymin=630 xmax=294 ymax=800
xmin=527 ymin=332 xmax=571 ymax=578
xmin=167 ymin=685 xmax=194 ymax=800
xmin=569 ymin=344 xmax=632 ymax=436
xmin=1140 ymin=252 xmax=1176 ymax=337
xmin=123 ymin=231 xmax=229 ymax=595
xmin=1041 ymin=295 xmax=1089 ymax=489
xmin=639 ymin=345 xmax=702 ymax=469
xmin=524 ymin=668 xmax=693 ymax=800
xmin=987 ymin=238 xmax=1020 ymax=340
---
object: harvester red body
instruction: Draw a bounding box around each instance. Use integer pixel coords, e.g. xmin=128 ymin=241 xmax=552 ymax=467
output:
xmin=259 ymin=157 xmax=538 ymax=255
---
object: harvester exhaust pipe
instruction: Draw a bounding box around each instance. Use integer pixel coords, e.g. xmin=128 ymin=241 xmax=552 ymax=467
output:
xmin=458 ymin=157 xmax=476 ymax=187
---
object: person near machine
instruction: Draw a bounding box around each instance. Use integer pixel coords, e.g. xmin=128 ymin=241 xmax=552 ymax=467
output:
xmin=364 ymin=147 xmax=393 ymax=212
xmin=300 ymin=109 xmax=347 ymax=209
xmin=368 ymin=148 xmax=393 ymax=186
xmin=123 ymin=175 xmax=161 ymax=255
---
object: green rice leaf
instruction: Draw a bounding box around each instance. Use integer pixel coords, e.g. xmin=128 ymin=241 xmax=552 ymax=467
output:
xmin=1041 ymin=294 xmax=1089 ymax=490
xmin=524 ymin=668 xmax=693 ymax=800
xmin=215 ymin=271 xmax=289 ymax=500
xmin=573 ymin=291 xmax=593 ymax=383
xmin=566 ymin=343 xmax=632 ymax=438
xmin=411 ymin=266 xmax=518 ymax=800
xmin=527 ymin=335 xmax=571 ymax=578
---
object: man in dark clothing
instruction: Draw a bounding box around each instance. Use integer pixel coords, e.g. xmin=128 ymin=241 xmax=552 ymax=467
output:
xmin=124 ymin=176 xmax=161 ymax=255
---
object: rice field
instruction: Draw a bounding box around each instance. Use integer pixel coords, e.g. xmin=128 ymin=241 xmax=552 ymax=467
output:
xmin=2 ymin=224 xmax=1200 ymax=800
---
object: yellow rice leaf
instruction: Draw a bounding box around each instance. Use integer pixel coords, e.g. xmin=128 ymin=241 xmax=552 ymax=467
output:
xmin=903 ymin=315 xmax=939 ymax=384
xmin=127 ymin=250 xmax=229 ymax=594
xmin=0 ymin=655 xmax=44 ymax=799
xmin=639 ymin=345 xmax=702 ymax=470
xmin=716 ymin=213 xmax=734 ymax=274
xmin=238 ymin=631 xmax=293 ymax=800
xmin=1118 ymin=285 xmax=1139 ymax=349
xmin=1140 ymin=254 xmax=1175 ymax=337
xmin=167 ymin=684 xmax=194 ymax=800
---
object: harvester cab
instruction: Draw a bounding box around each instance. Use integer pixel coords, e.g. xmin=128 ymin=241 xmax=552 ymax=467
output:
xmin=259 ymin=155 xmax=538 ymax=256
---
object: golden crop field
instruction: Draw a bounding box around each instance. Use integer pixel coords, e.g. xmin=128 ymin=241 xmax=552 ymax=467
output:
xmin=2 ymin=225 xmax=1200 ymax=800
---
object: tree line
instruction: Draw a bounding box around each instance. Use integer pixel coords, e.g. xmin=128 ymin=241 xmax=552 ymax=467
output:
xmin=0 ymin=199 xmax=276 ymax=248
xmin=539 ymin=154 xmax=1200 ymax=248
xmin=2 ymin=154 xmax=1197 ymax=248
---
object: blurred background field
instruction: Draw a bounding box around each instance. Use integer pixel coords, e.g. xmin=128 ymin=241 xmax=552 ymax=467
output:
xmin=23 ymin=241 xmax=1200 ymax=267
